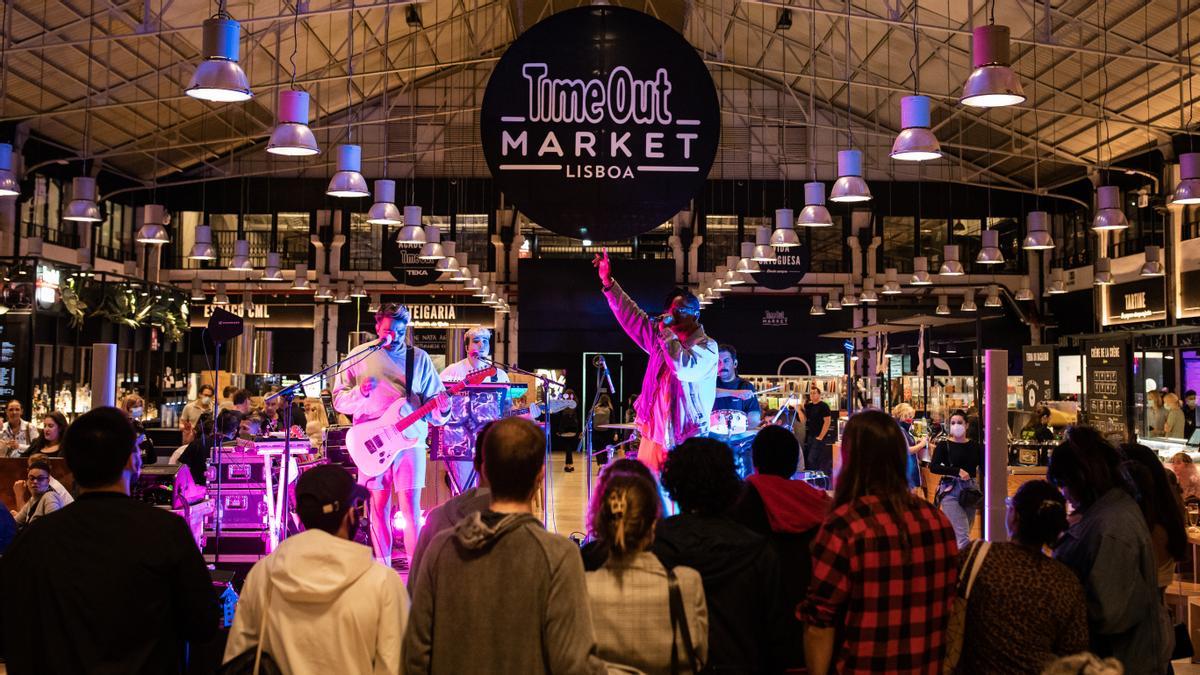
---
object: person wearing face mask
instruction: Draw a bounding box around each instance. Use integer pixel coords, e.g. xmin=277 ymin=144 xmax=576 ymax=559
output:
xmin=120 ymin=394 xmax=157 ymax=465
xmin=179 ymin=383 xmax=214 ymax=431
xmin=1184 ymin=390 xmax=1197 ymax=439
xmin=1163 ymin=393 xmax=1187 ymax=440
xmin=930 ymin=410 xmax=983 ymax=549
xmin=223 ymin=464 xmax=408 ymax=675
xmin=23 ymin=411 xmax=67 ymax=457
xmin=890 ymin=403 xmax=925 ymax=493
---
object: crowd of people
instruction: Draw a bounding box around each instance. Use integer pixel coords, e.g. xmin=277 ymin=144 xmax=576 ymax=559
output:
xmin=0 ymin=396 xmax=1190 ymax=674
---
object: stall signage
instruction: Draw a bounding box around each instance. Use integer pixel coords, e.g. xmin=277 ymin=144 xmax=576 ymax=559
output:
xmin=1022 ymin=345 xmax=1056 ymax=408
xmin=761 ymin=310 xmax=788 ymax=327
xmin=412 ymin=329 xmax=448 ymax=356
xmin=407 ymin=303 xmax=495 ymax=328
xmin=479 ymin=6 xmax=720 ymax=240
xmin=754 ymin=249 xmax=811 ymax=290
xmin=1084 ymin=338 xmax=1129 ymax=439
xmin=0 ymin=316 xmax=30 ymax=403
xmin=1103 ymin=277 xmax=1166 ymax=325
xmin=383 ymin=231 xmax=442 ymax=287
xmin=815 ymin=352 xmax=845 ymax=377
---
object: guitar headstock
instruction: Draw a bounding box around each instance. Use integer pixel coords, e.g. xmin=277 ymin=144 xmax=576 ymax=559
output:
xmin=463 ymin=366 xmax=498 ymax=385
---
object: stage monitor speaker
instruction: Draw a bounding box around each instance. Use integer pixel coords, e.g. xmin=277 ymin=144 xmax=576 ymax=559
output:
xmin=207 ymin=307 xmax=244 ymax=344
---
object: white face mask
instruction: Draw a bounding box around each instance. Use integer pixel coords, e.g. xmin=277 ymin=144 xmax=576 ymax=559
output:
xmin=949 ymin=422 xmax=966 ymax=437
xmin=200 ymin=395 xmax=212 ymax=405
xmin=131 ymin=407 xmax=144 ymax=419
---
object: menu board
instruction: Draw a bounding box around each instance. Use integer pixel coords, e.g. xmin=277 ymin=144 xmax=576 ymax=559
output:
xmin=0 ymin=315 xmax=30 ymax=403
xmin=1022 ymin=345 xmax=1057 ymax=408
xmin=413 ymin=329 xmax=448 ymax=358
xmin=815 ymin=353 xmax=845 ymax=377
xmin=1085 ymin=339 xmax=1129 ymax=440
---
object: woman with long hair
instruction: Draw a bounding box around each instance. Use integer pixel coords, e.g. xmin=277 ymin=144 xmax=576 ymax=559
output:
xmin=930 ymin=409 xmax=984 ymax=548
xmin=1121 ymin=443 xmax=1188 ymax=591
xmin=1164 ymin=393 xmax=1188 ymax=439
xmin=957 ymin=480 xmax=1089 ymax=672
xmin=1169 ymin=452 xmax=1200 ymax=502
xmin=586 ymin=471 xmax=708 ymax=674
xmin=889 ymin=402 xmax=925 ymax=493
xmin=23 ymin=411 xmax=67 ymax=457
xmin=800 ymin=410 xmax=958 ymax=675
xmin=1049 ymin=426 xmax=1168 ymax=673
xmin=1146 ymin=391 xmax=1167 ymax=437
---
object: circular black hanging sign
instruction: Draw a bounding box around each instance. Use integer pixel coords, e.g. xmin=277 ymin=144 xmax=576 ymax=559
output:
xmin=382 ymin=229 xmax=441 ymax=286
xmin=480 ymin=6 xmax=720 ymax=241
xmin=754 ymin=248 xmax=811 ymax=290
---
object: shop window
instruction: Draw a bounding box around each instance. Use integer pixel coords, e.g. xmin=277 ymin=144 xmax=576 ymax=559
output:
xmin=882 ymin=216 xmax=914 ymax=273
xmin=809 ymin=218 xmax=844 ymax=273
xmin=347 ymin=213 xmax=384 ymax=271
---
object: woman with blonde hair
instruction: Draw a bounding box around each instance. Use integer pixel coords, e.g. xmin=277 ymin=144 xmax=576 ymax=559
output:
xmin=1169 ymin=452 xmax=1200 ymax=502
xmin=1146 ymin=390 xmax=1167 ymax=437
xmin=303 ymin=398 xmax=329 ymax=449
xmin=1164 ymin=393 xmax=1188 ymax=439
xmin=890 ymin=402 xmax=925 ymax=492
xmin=586 ymin=471 xmax=708 ymax=674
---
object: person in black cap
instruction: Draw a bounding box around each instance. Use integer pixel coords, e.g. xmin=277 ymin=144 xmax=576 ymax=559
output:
xmin=224 ymin=465 xmax=409 ymax=675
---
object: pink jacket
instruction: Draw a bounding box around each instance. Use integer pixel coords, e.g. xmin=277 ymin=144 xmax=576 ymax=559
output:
xmin=604 ymin=281 xmax=718 ymax=447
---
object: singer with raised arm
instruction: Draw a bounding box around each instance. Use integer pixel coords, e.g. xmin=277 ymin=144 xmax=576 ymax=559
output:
xmin=332 ymin=303 xmax=450 ymax=566
xmin=593 ymin=248 xmax=718 ymax=474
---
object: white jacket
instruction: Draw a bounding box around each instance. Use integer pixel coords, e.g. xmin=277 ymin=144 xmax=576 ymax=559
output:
xmin=223 ymin=529 xmax=409 ymax=675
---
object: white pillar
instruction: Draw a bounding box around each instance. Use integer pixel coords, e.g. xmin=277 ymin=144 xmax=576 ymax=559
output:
xmin=984 ymin=349 xmax=1009 ymax=542
xmin=91 ymin=343 xmax=118 ymax=408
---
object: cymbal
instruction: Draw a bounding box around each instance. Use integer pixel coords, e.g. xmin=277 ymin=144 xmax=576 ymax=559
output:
xmin=598 ymin=422 xmax=639 ymax=430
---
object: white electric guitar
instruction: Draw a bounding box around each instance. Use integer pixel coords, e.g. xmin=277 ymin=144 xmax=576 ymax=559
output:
xmin=347 ymin=365 xmax=496 ymax=477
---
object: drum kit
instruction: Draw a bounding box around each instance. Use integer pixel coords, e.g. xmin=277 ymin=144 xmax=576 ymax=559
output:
xmin=596 ymin=408 xmax=775 ymax=479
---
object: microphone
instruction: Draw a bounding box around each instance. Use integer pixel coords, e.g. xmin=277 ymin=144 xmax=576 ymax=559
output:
xmin=377 ymin=333 xmax=394 ymax=349
xmin=593 ymin=355 xmax=615 ymax=394
xmin=650 ymin=313 xmax=674 ymax=326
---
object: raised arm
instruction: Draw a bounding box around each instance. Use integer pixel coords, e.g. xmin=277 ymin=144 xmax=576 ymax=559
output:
xmin=595 ymin=249 xmax=655 ymax=353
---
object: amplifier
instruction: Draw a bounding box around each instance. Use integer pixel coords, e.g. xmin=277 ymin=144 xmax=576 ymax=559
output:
xmin=214 ymin=488 xmax=269 ymax=530
xmin=212 ymin=449 xmax=268 ymax=486
xmin=203 ymin=529 xmax=269 ymax=564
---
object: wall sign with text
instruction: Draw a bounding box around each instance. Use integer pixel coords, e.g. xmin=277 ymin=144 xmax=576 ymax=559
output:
xmin=1022 ymin=345 xmax=1056 ymax=408
xmin=1084 ymin=339 xmax=1129 ymax=440
xmin=1102 ymin=277 xmax=1166 ymax=326
xmin=480 ymin=6 xmax=720 ymax=240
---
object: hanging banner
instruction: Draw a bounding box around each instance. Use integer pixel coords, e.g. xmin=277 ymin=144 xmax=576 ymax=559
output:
xmin=753 ymin=249 xmax=811 ymax=290
xmin=480 ymin=6 xmax=720 ymax=240
xmin=1022 ymin=345 xmax=1056 ymax=408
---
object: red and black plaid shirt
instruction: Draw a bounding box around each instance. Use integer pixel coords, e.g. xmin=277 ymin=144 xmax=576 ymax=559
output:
xmin=798 ymin=494 xmax=958 ymax=674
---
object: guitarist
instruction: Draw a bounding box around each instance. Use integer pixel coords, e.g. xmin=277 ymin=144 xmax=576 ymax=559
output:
xmin=332 ymin=303 xmax=450 ymax=565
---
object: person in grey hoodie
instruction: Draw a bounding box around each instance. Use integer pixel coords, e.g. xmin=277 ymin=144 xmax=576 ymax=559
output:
xmin=404 ymin=417 xmax=607 ymax=675
xmin=225 ymin=465 xmax=409 ymax=675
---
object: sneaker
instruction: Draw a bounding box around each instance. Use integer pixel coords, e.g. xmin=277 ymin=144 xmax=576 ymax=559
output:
xmin=563 ymin=464 xmax=575 ymax=473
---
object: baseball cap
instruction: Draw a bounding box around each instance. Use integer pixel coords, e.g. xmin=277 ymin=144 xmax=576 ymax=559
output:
xmin=295 ymin=465 xmax=368 ymax=521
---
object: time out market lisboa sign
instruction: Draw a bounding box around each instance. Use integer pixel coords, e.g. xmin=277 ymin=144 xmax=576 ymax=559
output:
xmin=480 ymin=6 xmax=720 ymax=241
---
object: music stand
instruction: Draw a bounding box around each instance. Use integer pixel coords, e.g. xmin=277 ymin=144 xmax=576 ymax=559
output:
xmin=430 ymin=383 xmax=514 ymax=493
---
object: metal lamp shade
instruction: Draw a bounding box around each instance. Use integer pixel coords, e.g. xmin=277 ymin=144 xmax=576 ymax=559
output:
xmin=397 ymin=205 xmax=426 ymax=247
xmin=333 ymin=280 xmax=352 ymax=303
xmin=960 ymin=25 xmax=1026 ymax=108
xmin=292 ymin=263 xmax=310 ymax=289
xmin=796 ymin=182 xmax=833 ymax=227
xmin=1141 ymin=245 xmax=1165 ymax=277
xmin=859 ymin=278 xmax=879 ymax=303
xmin=186 ymin=18 xmax=253 ymax=102
xmin=984 ymin=286 xmax=1002 ymax=308
xmin=736 ymin=242 xmax=760 ymax=274
xmin=190 ymin=279 xmax=205 ymax=302
xmin=213 ymin=283 xmax=230 ymax=305
xmin=841 ymin=283 xmax=860 ymax=306
xmin=351 ymin=275 xmax=368 ymax=298
xmin=935 ymin=295 xmax=951 ymax=315
xmin=752 ymin=226 xmax=777 ymax=261
xmin=961 ymin=291 xmax=978 ymax=312
xmin=910 ymin=257 xmax=933 ymax=285
xmin=882 ymin=268 xmax=902 ymax=294
xmin=418 ymin=226 xmax=445 ymax=260
xmin=723 ymin=257 xmax=747 ymax=286
xmin=262 ymin=252 xmax=283 ymax=281
xmin=1093 ymin=258 xmax=1113 ymax=285
xmin=436 ymin=241 xmax=459 ymax=272
xmin=770 ymin=208 xmax=800 ymax=247
xmin=810 ymin=296 xmax=826 ymax=316
xmin=267 ymin=90 xmax=318 ymax=156
xmin=1092 ymin=186 xmax=1128 ymax=232
xmin=64 ymin=177 xmax=101 ymax=222
xmin=890 ymin=96 xmax=942 ymax=161
xmin=367 ymin=180 xmax=402 ymax=225
xmin=939 ymin=245 xmax=965 ymax=275
xmin=229 ymin=239 xmax=253 ymax=271
xmin=189 ymin=225 xmax=217 ymax=260
xmin=1048 ymin=268 xmax=1067 ymax=294
xmin=1023 ymin=211 xmax=1055 ymax=250
xmin=1173 ymin=153 xmax=1200 ymax=205
xmin=830 ymin=150 xmax=872 ymax=202
xmin=1015 ymin=279 xmax=1034 ymax=301
xmin=451 ymin=253 xmax=470 ymax=281
xmin=826 ymin=289 xmax=842 ymax=310
xmin=326 ymin=145 xmax=369 ymax=198
xmin=975 ymin=229 xmax=1004 ymax=265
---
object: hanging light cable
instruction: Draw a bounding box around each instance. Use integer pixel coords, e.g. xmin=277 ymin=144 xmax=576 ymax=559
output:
xmin=326 ymin=14 xmax=367 ymax=198
xmin=267 ymin=8 xmax=316 ymax=155
xmin=831 ymin=1 xmax=871 ymax=202
xmin=891 ymin=5 xmax=941 ymax=161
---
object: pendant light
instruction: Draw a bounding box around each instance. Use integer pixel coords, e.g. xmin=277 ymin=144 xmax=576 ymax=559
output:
xmin=891 ymin=95 xmax=941 ymax=161
xmin=1022 ymin=211 xmax=1054 ymax=250
xmin=190 ymin=278 xmax=205 ymax=302
xmin=723 ymin=257 xmax=747 ymax=286
xmin=267 ymin=90 xmax=319 ymax=156
xmin=797 ymin=182 xmax=833 ymax=227
xmin=351 ymin=275 xmax=368 ymax=298
xmin=810 ymin=296 xmax=826 ymax=316
xmin=292 ymin=263 xmax=310 ymax=289
xmin=367 ymin=180 xmax=402 ymax=224
xmin=464 ymin=265 xmax=481 ymax=291
xmin=1092 ymin=186 xmax=1128 ymax=232
xmin=189 ymin=225 xmax=217 ymax=260
xmin=436 ymin=241 xmax=459 ymax=274
xmin=859 ymin=278 xmax=879 ymax=302
xmin=186 ymin=14 xmax=253 ymax=102
xmin=960 ymin=25 xmax=1025 ymax=108
xmin=418 ymin=225 xmax=445 ymax=260
xmin=939 ymin=245 xmax=965 ymax=275
xmin=262 ymin=252 xmax=283 ymax=281
xmin=314 ymin=275 xmax=333 ymax=299
xmin=935 ymin=295 xmax=951 ymax=315
xmin=64 ymin=177 xmax=101 ymax=222
xmin=1015 ymin=278 xmax=1034 ymax=301
xmin=397 ymin=206 xmax=426 ymax=247
xmin=368 ymin=294 xmax=382 ymax=313
xmin=0 ymin=143 xmax=19 ymax=197
xmin=326 ymin=144 xmax=369 ymax=198
xmin=473 ymin=273 xmax=491 ymax=299
xmin=333 ymin=279 xmax=352 ymax=303
xmin=136 ymin=204 xmax=170 ymax=245
xmin=984 ymin=285 xmax=1002 ymax=308
xmin=910 ymin=257 xmax=933 ymax=285
xmin=710 ymin=275 xmax=728 ymax=294
xmin=841 ymin=283 xmax=859 ymax=307
xmin=975 ymin=229 xmax=1004 ymax=265
xmin=1140 ymin=245 xmax=1165 ymax=277
xmin=826 ymin=288 xmax=842 ymax=311
xmin=213 ymin=283 xmax=230 ymax=305
xmin=769 ymin=208 xmax=800 ymax=247
xmin=736 ymin=242 xmax=760 ymax=274
xmin=229 ymin=239 xmax=253 ymax=271
xmin=451 ymin=253 xmax=470 ymax=282
xmin=960 ymin=290 xmax=977 ymax=312
xmin=751 ymin=226 xmax=777 ymax=261
xmin=1173 ymin=153 xmax=1200 ymax=204
xmin=881 ymin=268 xmax=902 ymax=295
xmin=830 ymin=150 xmax=872 ymax=203
xmin=1047 ymin=268 xmax=1067 ymax=294
xmin=1093 ymin=257 xmax=1114 ymax=285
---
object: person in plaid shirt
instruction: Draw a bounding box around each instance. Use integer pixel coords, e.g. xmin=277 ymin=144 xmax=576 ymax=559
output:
xmin=800 ymin=410 xmax=959 ymax=675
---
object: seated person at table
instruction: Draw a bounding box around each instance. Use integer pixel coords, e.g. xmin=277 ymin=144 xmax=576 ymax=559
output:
xmin=24 ymin=411 xmax=67 ymax=457
xmin=11 ymin=459 xmax=66 ymax=530
xmin=13 ymin=453 xmax=74 ymax=512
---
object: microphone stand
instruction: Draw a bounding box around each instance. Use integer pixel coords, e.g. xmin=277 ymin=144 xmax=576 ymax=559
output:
xmin=266 ymin=342 xmax=386 ymax=544
xmin=479 ymin=356 xmax=564 ymax=526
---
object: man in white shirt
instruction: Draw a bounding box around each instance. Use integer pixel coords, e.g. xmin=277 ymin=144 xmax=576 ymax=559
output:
xmin=1 ymin=400 xmax=35 ymax=458
xmin=333 ymin=303 xmax=450 ymax=564
xmin=178 ymin=384 xmax=214 ymax=430
xmin=224 ymin=464 xmax=408 ymax=675
xmin=440 ymin=328 xmax=508 ymax=491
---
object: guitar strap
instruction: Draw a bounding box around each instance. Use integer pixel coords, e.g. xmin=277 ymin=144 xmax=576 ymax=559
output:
xmin=405 ymin=343 xmax=417 ymax=408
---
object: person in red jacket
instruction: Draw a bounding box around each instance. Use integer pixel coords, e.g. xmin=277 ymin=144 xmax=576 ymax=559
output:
xmin=731 ymin=424 xmax=830 ymax=670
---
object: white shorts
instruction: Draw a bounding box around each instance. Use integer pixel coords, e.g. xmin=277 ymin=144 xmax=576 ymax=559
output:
xmin=357 ymin=445 xmax=427 ymax=492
